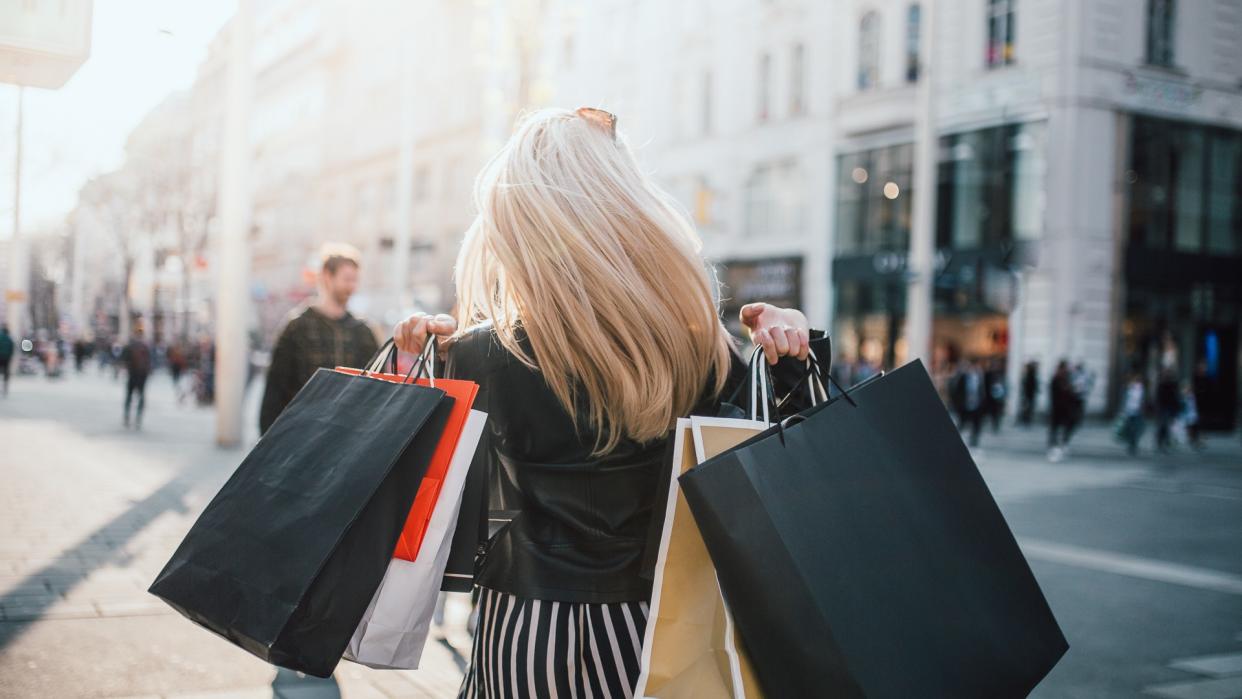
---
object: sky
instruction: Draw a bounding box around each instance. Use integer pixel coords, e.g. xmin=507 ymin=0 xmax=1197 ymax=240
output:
xmin=0 ymin=0 xmax=235 ymax=238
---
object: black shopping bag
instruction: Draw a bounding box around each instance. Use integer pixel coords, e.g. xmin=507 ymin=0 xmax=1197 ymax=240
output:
xmin=679 ymin=360 xmax=1067 ymax=698
xmin=149 ymin=369 xmax=452 ymax=678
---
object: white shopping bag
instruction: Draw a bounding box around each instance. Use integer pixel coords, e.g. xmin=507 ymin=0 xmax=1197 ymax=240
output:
xmin=343 ymin=409 xmax=487 ymax=669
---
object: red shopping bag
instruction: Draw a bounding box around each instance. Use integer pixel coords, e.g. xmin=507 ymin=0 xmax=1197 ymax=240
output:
xmin=337 ymin=341 xmax=479 ymax=562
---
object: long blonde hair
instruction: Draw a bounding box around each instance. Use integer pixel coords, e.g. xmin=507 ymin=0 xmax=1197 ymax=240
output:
xmin=455 ymin=108 xmax=733 ymax=453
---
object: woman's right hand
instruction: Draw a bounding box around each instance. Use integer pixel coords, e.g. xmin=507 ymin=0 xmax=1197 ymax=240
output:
xmin=393 ymin=312 xmax=457 ymax=355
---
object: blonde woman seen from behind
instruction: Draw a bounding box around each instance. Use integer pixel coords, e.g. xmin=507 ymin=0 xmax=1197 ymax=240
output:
xmin=395 ymin=108 xmax=825 ymax=698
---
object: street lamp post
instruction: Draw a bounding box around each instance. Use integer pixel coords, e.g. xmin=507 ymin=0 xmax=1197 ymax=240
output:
xmin=5 ymin=86 xmax=24 ymax=338
xmin=905 ymin=0 xmax=938 ymax=367
xmin=215 ymin=0 xmax=254 ymax=448
xmin=391 ymin=29 xmax=417 ymax=319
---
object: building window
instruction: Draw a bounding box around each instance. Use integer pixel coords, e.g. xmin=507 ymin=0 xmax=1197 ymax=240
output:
xmin=858 ymin=11 xmax=881 ymax=90
xmin=413 ymin=164 xmax=431 ymax=202
xmin=834 ymin=144 xmax=914 ymax=256
xmin=757 ymin=53 xmax=772 ymax=121
xmin=985 ymin=0 xmax=1015 ymax=68
xmin=790 ymin=43 xmax=805 ymax=115
xmin=562 ymin=32 xmax=575 ymax=69
xmin=936 ymin=122 xmax=1047 ymax=251
xmin=1128 ymin=116 xmax=1242 ymax=256
xmin=1146 ymin=0 xmax=1176 ymax=67
xmin=702 ymin=69 xmax=713 ymax=135
xmin=746 ymin=160 xmax=804 ymax=237
xmin=906 ymin=4 xmax=921 ymax=82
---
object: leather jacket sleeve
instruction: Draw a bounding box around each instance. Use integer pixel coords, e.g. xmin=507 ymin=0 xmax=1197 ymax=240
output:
xmin=438 ymin=324 xmax=833 ymax=601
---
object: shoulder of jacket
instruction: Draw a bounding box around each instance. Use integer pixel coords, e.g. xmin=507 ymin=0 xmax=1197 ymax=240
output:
xmin=448 ymin=321 xmax=522 ymax=371
xmin=271 ymin=305 xmax=316 ymax=341
xmin=449 ymin=321 xmax=500 ymax=355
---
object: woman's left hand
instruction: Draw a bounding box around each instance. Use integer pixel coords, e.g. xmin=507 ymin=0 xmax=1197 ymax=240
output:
xmin=740 ymin=303 xmax=811 ymax=365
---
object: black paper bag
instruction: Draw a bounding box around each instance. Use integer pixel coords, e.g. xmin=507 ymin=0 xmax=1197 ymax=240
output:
xmin=679 ymin=360 xmax=1067 ymax=698
xmin=149 ymin=369 xmax=452 ymax=678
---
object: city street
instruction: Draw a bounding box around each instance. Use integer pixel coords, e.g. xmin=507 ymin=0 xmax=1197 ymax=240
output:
xmin=2 ymin=369 xmax=1241 ymax=698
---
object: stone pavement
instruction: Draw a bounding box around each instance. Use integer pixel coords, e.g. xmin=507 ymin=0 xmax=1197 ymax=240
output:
xmin=0 ymin=371 xmax=469 ymax=699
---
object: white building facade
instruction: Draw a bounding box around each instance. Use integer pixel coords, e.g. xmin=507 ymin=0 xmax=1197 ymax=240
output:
xmin=541 ymin=0 xmax=1241 ymax=425
xmin=828 ymin=0 xmax=1240 ymax=426
xmin=539 ymin=0 xmax=837 ymax=334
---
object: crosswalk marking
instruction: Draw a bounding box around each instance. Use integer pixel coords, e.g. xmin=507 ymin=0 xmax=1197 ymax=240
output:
xmin=1019 ymin=538 xmax=1242 ymax=596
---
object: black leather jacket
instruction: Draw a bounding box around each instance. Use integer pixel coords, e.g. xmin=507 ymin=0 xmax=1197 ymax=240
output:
xmin=443 ymin=323 xmax=829 ymax=604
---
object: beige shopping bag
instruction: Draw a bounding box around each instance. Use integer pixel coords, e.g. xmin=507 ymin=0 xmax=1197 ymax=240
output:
xmin=634 ymin=418 xmax=767 ymax=699
xmin=636 ymin=349 xmax=824 ymax=698
xmin=689 ymin=416 xmax=771 ymax=699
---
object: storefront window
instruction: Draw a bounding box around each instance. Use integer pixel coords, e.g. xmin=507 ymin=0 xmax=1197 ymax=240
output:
xmin=1174 ymin=128 xmax=1205 ymax=252
xmin=1207 ymin=135 xmax=1240 ymax=255
xmin=834 ymin=143 xmax=913 ymax=255
xmin=937 ymin=121 xmax=1046 ymax=251
xmin=1010 ymin=127 xmax=1046 ymax=240
xmin=1128 ymin=116 xmax=1242 ymax=256
xmin=833 ymin=278 xmax=906 ymax=370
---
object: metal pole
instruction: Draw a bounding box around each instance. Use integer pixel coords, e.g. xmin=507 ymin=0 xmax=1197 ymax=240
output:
xmin=6 ymin=86 xmax=25 ymax=338
xmin=905 ymin=0 xmax=937 ymax=368
xmin=391 ymin=31 xmax=416 ymax=318
xmin=215 ymin=1 xmax=254 ymax=447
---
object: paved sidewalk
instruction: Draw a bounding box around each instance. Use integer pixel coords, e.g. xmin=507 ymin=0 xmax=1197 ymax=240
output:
xmin=0 ymin=372 xmax=469 ymax=698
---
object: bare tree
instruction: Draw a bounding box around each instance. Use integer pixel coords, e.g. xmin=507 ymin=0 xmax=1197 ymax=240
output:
xmin=80 ymin=172 xmax=141 ymax=341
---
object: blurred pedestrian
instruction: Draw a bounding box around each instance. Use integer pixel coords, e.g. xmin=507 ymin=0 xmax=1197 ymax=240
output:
xmin=1047 ymin=360 xmax=1076 ymax=461
xmin=95 ymin=335 xmax=112 ymax=374
xmin=167 ymin=342 xmax=188 ymax=404
xmin=984 ymin=357 xmax=1007 ymax=433
xmin=43 ymin=339 xmax=63 ymax=378
xmin=1019 ymin=360 xmax=1038 ymax=425
xmin=121 ymin=327 xmax=153 ymax=429
xmin=0 ymin=325 xmax=13 ymax=396
xmin=111 ymin=341 xmax=123 ymax=379
xmin=855 ymin=356 xmax=879 ymax=383
xmin=1154 ymin=368 xmax=1181 ymax=452
xmin=1118 ymin=372 xmax=1146 ymax=456
xmin=1192 ymin=360 xmax=1210 ymax=431
xmin=951 ymin=358 xmax=986 ymax=447
xmin=1069 ymin=361 xmax=1094 ymax=437
xmin=259 ymin=243 xmax=380 ymax=434
xmin=831 ymin=355 xmax=855 ymax=395
xmin=192 ymin=336 xmax=216 ymax=406
xmin=1180 ymin=382 xmax=1201 ymax=449
xmin=72 ymin=337 xmax=90 ymax=373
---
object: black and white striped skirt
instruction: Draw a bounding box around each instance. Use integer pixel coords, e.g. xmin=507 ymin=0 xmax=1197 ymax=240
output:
xmin=458 ymin=587 xmax=650 ymax=699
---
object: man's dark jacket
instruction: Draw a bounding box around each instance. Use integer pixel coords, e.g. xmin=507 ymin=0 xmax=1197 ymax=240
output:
xmin=258 ymin=305 xmax=379 ymax=434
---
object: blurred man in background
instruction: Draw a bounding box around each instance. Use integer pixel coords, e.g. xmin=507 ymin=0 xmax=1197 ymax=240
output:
xmin=259 ymin=243 xmax=379 ymax=434
xmin=951 ymin=358 xmax=986 ymax=448
xmin=1019 ymin=360 xmax=1039 ymax=426
xmin=121 ymin=326 xmax=153 ymax=429
xmin=1048 ymin=360 xmax=1076 ymax=461
xmin=985 ymin=357 xmax=1008 ymax=433
xmin=1154 ymin=368 xmax=1182 ymax=453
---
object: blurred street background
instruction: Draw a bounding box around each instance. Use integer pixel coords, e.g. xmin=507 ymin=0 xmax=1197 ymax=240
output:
xmin=2 ymin=0 xmax=1241 ymax=697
